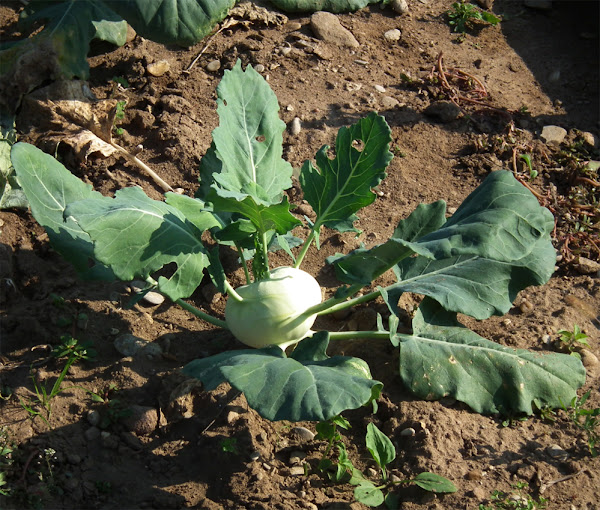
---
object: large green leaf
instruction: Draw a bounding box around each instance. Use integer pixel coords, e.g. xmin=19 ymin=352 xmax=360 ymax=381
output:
xmin=330 ymin=201 xmax=447 ymax=284
xmin=198 ymin=61 xmax=293 ymax=206
xmin=300 ymin=112 xmax=393 ymax=232
xmin=108 ymin=0 xmax=236 ymax=46
xmin=11 ymin=142 xmax=114 ymax=279
xmin=396 ymin=298 xmax=585 ymax=415
xmin=269 ymin=0 xmax=381 ymax=13
xmin=388 ymin=236 xmax=556 ymax=319
xmin=65 ymin=187 xmax=209 ymax=300
xmin=183 ymin=332 xmax=383 ymax=421
xmin=401 ymin=171 xmax=555 ymax=262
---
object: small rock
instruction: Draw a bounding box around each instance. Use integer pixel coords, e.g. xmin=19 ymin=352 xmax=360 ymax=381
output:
xmin=384 ymin=29 xmax=402 ymax=42
xmin=289 ymin=451 xmax=306 ymax=465
xmin=390 ymin=0 xmax=409 ymax=14
xmin=290 ymin=117 xmax=302 ymax=136
xmin=424 ymin=101 xmax=462 ymax=123
xmin=519 ymin=299 xmax=535 ymax=314
xmin=254 ymin=63 xmax=265 ymax=73
xmin=288 ymin=465 xmax=306 ymax=476
xmin=580 ymin=349 xmax=599 ymax=369
xmin=400 ymin=427 xmax=416 ymax=437
xmin=206 ymin=59 xmax=221 ymax=72
xmin=101 ymin=431 xmax=120 ymax=449
xmin=295 ymin=203 xmax=315 ymax=218
xmin=291 ymin=426 xmax=315 ymax=442
xmin=122 ymin=405 xmax=164 ymax=436
xmin=87 ymin=409 xmax=101 ymax=427
xmin=465 ymin=469 xmax=482 ymax=480
xmin=581 ymin=131 xmax=598 ymax=148
xmin=147 ymin=60 xmax=170 ymax=77
xmin=310 ymin=12 xmax=360 ymax=48
xmin=286 ymin=22 xmax=303 ymax=31
xmin=114 ymin=333 xmax=147 ymax=356
xmin=469 ymin=487 xmax=488 ymax=500
xmin=540 ymin=125 xmax=567 ymax=145
xmin=249 ymin=451 xmax=261 ymax=461
xmin=574 ymin=256 xmax=600 ymax=275
xmin=84 ymin=426 xmax=101 ymax=441
xmin=201 ymin=282 xmax=222 ymax=304
xmin=546 ymin=444 xmax=569 ymax=461
xmin=374 ymin=84 xmax=386 ymax=93
xmin=142 ymin=291 xmax=165 ymax=306
xmin=381 ymin=96 xmax=400 ymax=109
xmin=126 ymin=24 xmax=137 ymax=43
xmin=226 ymin=411 xmax=240 ymax=424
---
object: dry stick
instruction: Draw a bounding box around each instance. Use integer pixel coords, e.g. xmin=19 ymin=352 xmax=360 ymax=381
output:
xmin=186 ymin=18 xmax=239 ymax=72
xmin=539 ymin=470 xmax=583 ymax=494
xmin=110 ymin=141 xmax=173 ymax=192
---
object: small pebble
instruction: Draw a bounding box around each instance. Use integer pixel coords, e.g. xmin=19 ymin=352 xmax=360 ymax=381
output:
xmin=291 ymin=426 xmax=315 ymax=442
xmin=290 ymin=117 xmax=302 ymax=136
xmin=390 ymin=0 xmax=409 ymax=14
xmin=546 ymin=444 xmax=569 ymax=461
xmin=465 ymin=469 xmax=482 ymax=480
xmin=254 ymin=63 xmax=265 ymax=73
xmin=142 ymin=291 xmax=165 ymax=306
xmin=288 ymin=466 xmax=306 ymax=476
xmin=249 ymin=451 xmax=261 ymax=461
xmin=374 ymin=84 xmax=386 ymax=93
xmin=147 ymin=60 xmax=170 ymax=77
xmin=87 ymin=409 xmax=101 ymax=427
xmin=519 ymin=299 xmax=534 ymax=314
xmin=384 ymin=29 xmax=402 ymax=42
xmin=289 ymin=451 xmax=306 ymax=465
xmin=206 ymin=59 xmax=221 ymax=72
xmin=400 ymin=427 xmax=416 ymax=437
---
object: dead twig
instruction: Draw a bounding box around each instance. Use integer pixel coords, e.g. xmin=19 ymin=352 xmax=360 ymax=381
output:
xmin=539 ymin=470 xmax=583 ymax=494
xmin=186 ymin=19 xmax=239 ymax=72
xmin=110 ymin=142 xmax=173 ymax=192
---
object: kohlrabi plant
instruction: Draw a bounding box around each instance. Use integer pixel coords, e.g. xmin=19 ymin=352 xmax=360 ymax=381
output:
xmin=11 ymin=61 xmax=585 ymax=424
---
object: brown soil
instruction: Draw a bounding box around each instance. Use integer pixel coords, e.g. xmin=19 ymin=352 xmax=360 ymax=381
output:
xmin=1 ymin=1 xmax=599 ymax=509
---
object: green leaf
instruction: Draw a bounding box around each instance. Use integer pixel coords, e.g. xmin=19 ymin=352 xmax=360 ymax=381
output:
xmin=209 ymin=193 xmax=302 ymax=236
xmin=300 ymin=112 xmax=393 ymax=232
xmin=365 ymin=423 xmax=396 ymax=471
xmin=182 ymin=332 xmax=383 ymax=421
xmin=199 ymin=61 xmax=293 ymax=206
xmin=0 ymin=129 xmax=27 ymax=209
xmin=164 ymin=193 xmax=221 ymax=232
xmin=65 ymin=186 xmax=210 ymax=300
xmin=11 ymin=142 xmax=114 ymax=280
xmin=399 ymin=298 xmax=586 ymax=415
xmin=388 ymin=234 xmax=556 ymax=319
xmin=269 ymin=0 xmax=381 ymax=14
xmin=354 ymin=482 xmax=385 ymax=507
xmin=401 ymin=171 xmax=554 ymax=262
xmin=412 ymin=472 xmax=457 ymax=493
xmin=108 ymin=0 xmax=236 ymax=46
xmin=330 ymin=201 xmax=447 ymax=284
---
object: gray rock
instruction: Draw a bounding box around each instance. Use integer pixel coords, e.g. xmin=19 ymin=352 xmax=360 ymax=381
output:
xmin=546 ymin=444 xmax=569 ymax=461
xmin=206 ymin=59 xmax=221 ymax=72
xmin=86 ymin=409 xmax=101 ymax=427
xmin=290 ymin=117 xmax=302 ymax=136
xmin=424 ymin=101 xmax=462 ymax=123
xmin=142 ymin=291 xmax=165 ymax=306
xmin=288 ymin=465 xmax=306 ymax=476
xmin=381 ymin=95 xmax=400 ymax=109
xmin=122 ymin=405 xmax=165 ymax=436
xmin=289 ymin=451 xmax=306 ymax=464
xmin=581 ymin=131 xmax=598 ymax=148
xmin=310 ymin=12 xmax=359 ymax=48
xmin=390 ymin=0 xmax=409 ymax=14
xmin=400 ymin=427 xmax=416 ymax=437
xmin=574 ymin=256 xmax=600 ymax=275
xmin=384 ymin=29 xmax=402 ymax=42
xmin=540 ymin=125 xmax=567 ymax=145
xmin=114 ymin=334 xmax=148 ymax=356
xmin=290 ymin=426 xmax=315 ymax=442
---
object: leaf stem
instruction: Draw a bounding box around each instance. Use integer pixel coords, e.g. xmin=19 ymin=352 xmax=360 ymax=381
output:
xmin=294 ymin=229 xmax=316 ymax=269
xmin=175 ymin=298 xmax=228 ymax=329
xmin=235 ymin=242 xmax=252 ymax=284
xmin=302 ymin=284 xmax=381 ymax=317
xmin=224 ymin=280 xmax=244 ymax=302
xmin=327 ymin=330 xmax=391 ymax=341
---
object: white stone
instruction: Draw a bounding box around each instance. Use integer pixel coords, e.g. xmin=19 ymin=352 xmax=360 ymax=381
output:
xmin=384 ymin=29 xmax=402 ymax=42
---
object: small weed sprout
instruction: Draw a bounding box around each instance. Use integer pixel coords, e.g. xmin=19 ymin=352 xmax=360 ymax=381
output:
xmin=220 ymin=438 xmax=238 ymax=454
xmin=479 ymin=482 xmax=547 ymax=509
xmin=447 ymin=2 xmax=500 ymax=33
xmin=562 ymin=390 xmax=599 ymax=457
xmin=557 ymin=324 xmax=590 ymax=356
